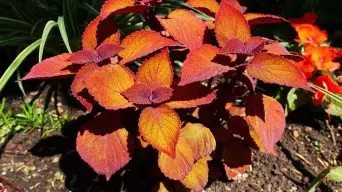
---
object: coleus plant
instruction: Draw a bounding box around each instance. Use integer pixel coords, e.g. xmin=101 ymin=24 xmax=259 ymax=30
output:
xmin=22 ymin=0 xmax=311 ymax=191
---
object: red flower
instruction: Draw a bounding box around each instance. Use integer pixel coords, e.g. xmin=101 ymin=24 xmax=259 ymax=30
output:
xmin=313 ymin=75 xmax=342 ymax=105
xmin=296 ymin=57 xmax=315 ymax=79
xmin=305 ymin=46 xmax=340 ymax=72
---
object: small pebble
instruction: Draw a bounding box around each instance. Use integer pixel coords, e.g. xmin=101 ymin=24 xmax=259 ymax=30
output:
xmin=293 ymin=130 xmax=299 ymax=138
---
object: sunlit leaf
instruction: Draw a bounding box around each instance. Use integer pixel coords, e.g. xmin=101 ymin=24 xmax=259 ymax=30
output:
xmin=139 ymin=105 xmax=180 ymax=156
xmin=186 ymin=0 xmax=219 ymax=15
xmin=76 ymin=111 xmax=131 ymax=180
xmin=84 ymin=64 xmax=135 ymax=110
xmin=158 ymin=137 xmax=194 ymax=180
xmin=245 ymin=95 xmax=285 ymax=154
xmin=119 ymin=30 xmax=178 ymax=65
xmin=158 ymin=9 xmax=206 ymax=50
xmin=247 ymin=53 xmax=311 ymax=90
xmin=181 ymin=156 xmax=211 ymax=191
xmin=215 ymin=1 xmax=251 ymax=47
xmin=180 ymin=123 xmax=216 ymax=160
xmin=136 ymin=49 xmax=173 ymax=88
xmin=179 ymin=44 xmax=232 ymax=86
xmin=245 ymin=13 xmax=288 ymax=26
xmin=71 ymin=63 xmax=100 ymax=112
xmin=22 ymin=53 xmax=75 ymax=80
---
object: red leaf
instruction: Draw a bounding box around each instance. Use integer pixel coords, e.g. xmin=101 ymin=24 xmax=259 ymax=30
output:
xmin=219 ymin=37 xmax=266 ymax=56
xmin=22 ymin=53 xmax=75 ymax=80
xmin=100 ymin=0 xmax=147 ymax=19
xmin=225 ymin=0 xmax=247 ymax=13
xmin=82 ymin=16 xmax=120 ymax=50
xmin=76 ymin=111 xmax=131 ymax=180
xmin=139 ymin=105 xmax=180 ymax=157
xmin=118 ymin=30 xmax=178 ymax=65
xmin=68 ymin=44 xmax=123 ymax=64
xmin=247 ymin=53 xmax=311 ymax=90
xmin=215 ymin=1 xmax=251 ymax=47
xmin=84 ymin=64 xmax=135 ymax=110
xmin=186 ymin=0 xmax=219 ymax=15
xmin=136 ymin=49 xmax=173 ymax=88
xmin=245 ymin=95 xmax=285 ymax=154
xmin=179 ymin=44 xmax=232 ymax=86
xmin=158 ymin=9 xmax=206 ymax=50
xmin=245 ymin=13 xmax=288 ymax=26
xmin=180 ymin=123 xmax=216 ymax=160
xmin=71 ymin=63 xmax=100 ymax=111
xmin=263 ymin=42 xmax=291 ymax=55
xmin=223 ymin=137 xmax=251 ymax=180
xmin=123 ymin=84 xmax=173 ymax=105
xmin=158 ymin=137 xmax=195 ymax=180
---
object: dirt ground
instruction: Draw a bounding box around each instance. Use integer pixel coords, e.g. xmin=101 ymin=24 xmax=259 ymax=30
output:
xmin=0 ymin=92 xmax=341 ymax=192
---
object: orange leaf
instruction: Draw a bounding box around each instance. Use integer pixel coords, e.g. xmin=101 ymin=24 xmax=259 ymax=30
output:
xmin=181 ymin=157 xmax=211 ymax=191
xmin=100 ymin=0 xmax=147 ymax=19
xmin=85 ymin=64 xmax=135 ymax=110
xmin=136 ymin=49 xmax=173 ymax=87
xmin=123 ymin=84 xmax=173 ymax=105
xmin=139 ymin=105 xmax=180 ymax=156
xmin=180 ymin=123 xmax=216 ymax=160
xmin=245 ymin=95 xmax=285 ymax=154
xmin=179 ymin=44 xmax=232 ymax=86
xmin=225 ymin=102 xmax=246 ymax=116
xmin=158 ymin=137 xmax=194 ymax=180
xmin=71 ymin=63 xmax=100 ymax=111
xmin=186 ymin=0 xmax=219 ymax=15
xmin=225 ymin=0 xmax=247 ymax=13
xmin=166 ymin=91 xmax=216 ymax=109
xmin=223 ymin=138 xmax=251 ymax=180
xmin=244 ymin=13 xmax=288 ymax=26
xmin=76 ymin=111 xmax=131 ymax=180
xmin=158 ymin=9 xmax=206 ymax=50
xmin=22 ymin=53 xmax=75 ymax=80
xmin=247 ymin=53 xmax=311 ymax=90
xmin=82 ymin=16 xmax=120 ymax=50
xmin=215 ymin=1 xmax=251 ymax=47
xmin=119 ymin=30 xmax=178 ymax=65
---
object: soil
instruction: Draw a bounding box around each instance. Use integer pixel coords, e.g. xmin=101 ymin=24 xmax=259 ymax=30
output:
xmin=0 ymin=90 xmax=341 ymax=192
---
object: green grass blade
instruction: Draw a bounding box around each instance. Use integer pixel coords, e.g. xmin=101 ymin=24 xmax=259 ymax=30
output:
xmin=81 ymin=2 xmax=99 ymax=16
xmin=310 ymin=83 xmax=342 ymax=104
xmin=39 ymin=20 xmax=58 ymax=62
xmin=16 ymin=71 xmax=26 ymax=98
xmin=0 ymin=39 xmax=41 ymax=94
xmin=57 ymin=16 xmax=72 ymax=53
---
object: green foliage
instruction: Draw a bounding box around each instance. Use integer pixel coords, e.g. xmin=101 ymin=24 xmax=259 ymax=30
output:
xmin=307 ymin=166 xmax=342 ymax=192
xmin=0 ymin=0 xmax=101 ymax=94
xmin=0 ymin=98 xmax=68 ymax=143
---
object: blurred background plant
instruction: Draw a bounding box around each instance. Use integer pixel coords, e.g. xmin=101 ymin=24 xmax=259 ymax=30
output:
xmin=0 ymin=0 xmax=104 ymax=97
xmin=0 ymin=98 xmax=68 ymax=145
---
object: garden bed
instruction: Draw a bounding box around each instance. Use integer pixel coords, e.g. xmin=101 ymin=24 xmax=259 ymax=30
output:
xmin=0 ymin=95 xmax=341 ymax=192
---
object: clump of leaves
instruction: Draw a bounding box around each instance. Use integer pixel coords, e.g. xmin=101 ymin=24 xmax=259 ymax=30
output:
xmin=22 ymin=0 xmax=311 ymax=190
xmin=0 ymin=98 xmax=68 ymax=143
